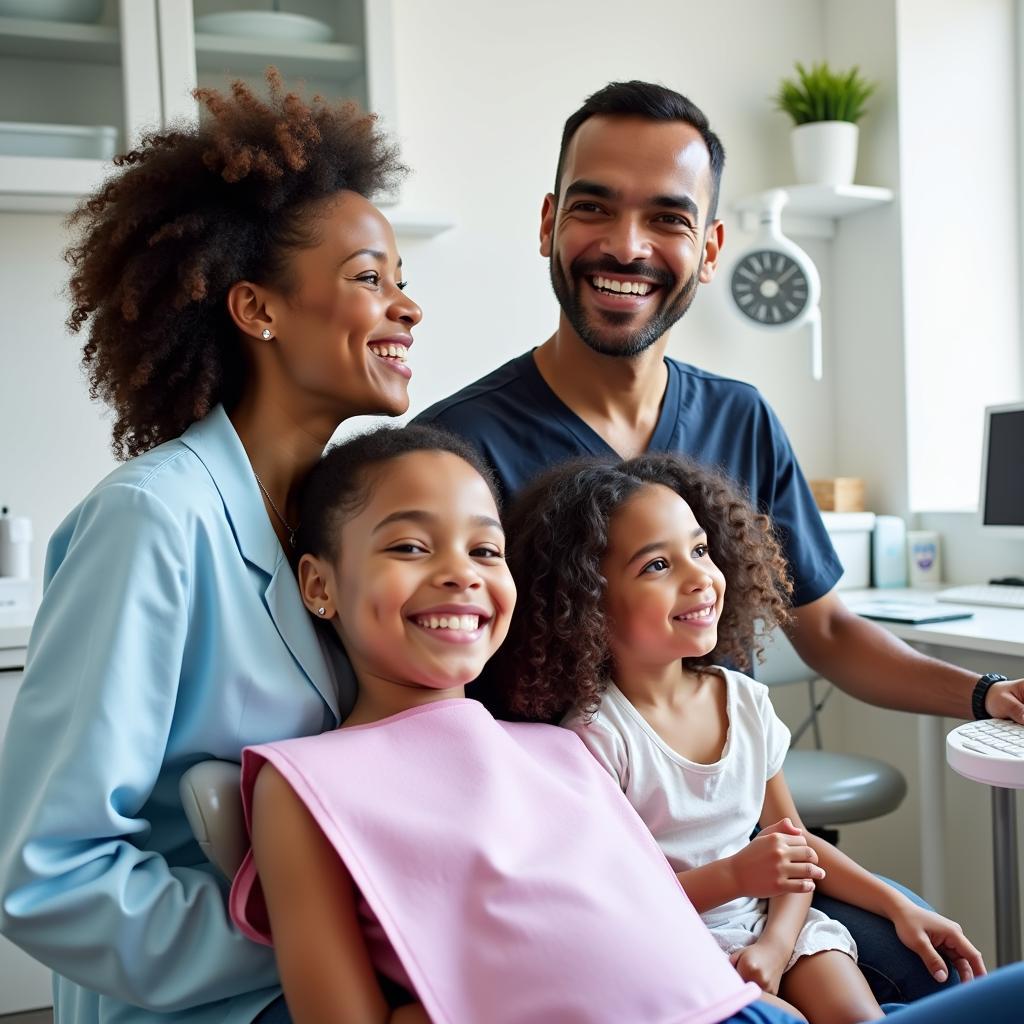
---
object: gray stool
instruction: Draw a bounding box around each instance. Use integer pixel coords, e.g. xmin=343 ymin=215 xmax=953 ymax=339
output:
xmin=755 ymin=628 xmax=907 ymax=831
xmin=783 ymin=749 xmax=907 ymax=829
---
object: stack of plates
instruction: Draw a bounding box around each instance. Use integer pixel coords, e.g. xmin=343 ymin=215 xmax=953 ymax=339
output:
xmin=194 ymin=10 xmax=334 ymax=43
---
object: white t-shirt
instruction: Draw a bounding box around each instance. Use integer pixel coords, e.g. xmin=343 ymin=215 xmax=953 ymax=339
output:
xmin=562 ymin=666 xmax=790 ymax=930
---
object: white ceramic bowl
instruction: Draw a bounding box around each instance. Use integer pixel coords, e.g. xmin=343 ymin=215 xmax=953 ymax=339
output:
xmin=194 ymin=10 xmax=333 ymax=43
xmin=0 ymin=0 xmax=104 ymax=20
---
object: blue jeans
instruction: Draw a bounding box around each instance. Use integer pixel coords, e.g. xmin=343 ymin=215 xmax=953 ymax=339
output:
xmin=881 ymin=962 xmax=1024 ymax=1022
xmin=811 ymin=875 xmax=958 ymax=1005
xmin=254 ymin=964 xmax=1024 ymax=1023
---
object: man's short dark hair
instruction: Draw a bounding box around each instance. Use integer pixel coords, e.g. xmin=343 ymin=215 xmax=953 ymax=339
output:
xmin=553 ymin=80 xmax=726 ymax=222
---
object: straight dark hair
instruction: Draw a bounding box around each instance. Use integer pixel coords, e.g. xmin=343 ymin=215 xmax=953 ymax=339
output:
xmin=296 ymin=424 xmax=500 ymax=563
xmin=553 ymin=80 xmax=726 ymax=221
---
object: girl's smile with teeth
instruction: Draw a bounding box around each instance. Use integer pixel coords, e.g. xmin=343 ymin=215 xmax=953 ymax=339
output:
xmin=408 ymin=605 xmax=491 ymax=646
xmin=674 ymin=604 xmax=716 ymax=625
xmin=413 ymin=613 xmax=482 ymax=631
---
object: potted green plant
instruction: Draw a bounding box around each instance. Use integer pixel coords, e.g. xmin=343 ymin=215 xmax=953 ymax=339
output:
xmin=774 ymin=61 xmax=877 ymax=187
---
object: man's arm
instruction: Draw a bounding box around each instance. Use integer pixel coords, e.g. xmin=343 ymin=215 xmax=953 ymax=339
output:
xmin=787 ymin=591 xmax=1024 ymax=722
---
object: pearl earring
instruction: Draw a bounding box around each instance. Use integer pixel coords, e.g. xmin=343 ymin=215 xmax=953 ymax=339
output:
xmin=261 ymin=328 xmax=273 ymax=340
xmin=317 ymin=607 xmax=326 ymax=616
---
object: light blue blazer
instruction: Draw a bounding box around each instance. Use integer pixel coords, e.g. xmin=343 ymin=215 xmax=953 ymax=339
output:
xmin=0 ymin=406 xmax=355 ymax=1023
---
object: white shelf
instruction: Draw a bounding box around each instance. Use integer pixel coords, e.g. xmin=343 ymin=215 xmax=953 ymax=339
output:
xmin=0 ymin=154 xmax=112 ymax=212
xmin=733 ymin=184 xmax=894 ymax=239
xmin=0 ymin=15 xmax=119 ymax=64
xmin=0 ymin=156 xmax=456 ymax=237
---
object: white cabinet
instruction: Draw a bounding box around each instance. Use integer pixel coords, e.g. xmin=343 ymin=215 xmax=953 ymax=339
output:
xmin=0 ymin=0 xmax=161 ymax=211
xmin=0 ymin=0 xmax=451 ymax=232
xmin=0 ymin=662 xmax=53 ymax=1015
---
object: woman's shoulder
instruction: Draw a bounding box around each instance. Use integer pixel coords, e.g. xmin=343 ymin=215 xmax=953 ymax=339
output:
xmin=89 ymin=436 xmax=218 ymax=513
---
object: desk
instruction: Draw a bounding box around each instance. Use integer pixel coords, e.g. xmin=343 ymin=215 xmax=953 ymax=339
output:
xmin=840 ymin=588 xmax=1024 ymax=918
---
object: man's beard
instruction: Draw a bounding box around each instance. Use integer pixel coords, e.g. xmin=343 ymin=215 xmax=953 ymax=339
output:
xmin=549 ymin=254 xmax=700 ymax=358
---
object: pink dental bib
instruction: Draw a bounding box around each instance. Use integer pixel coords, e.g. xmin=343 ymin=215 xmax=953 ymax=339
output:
xmin=231 ymin=698 xmax=757 ymax=1024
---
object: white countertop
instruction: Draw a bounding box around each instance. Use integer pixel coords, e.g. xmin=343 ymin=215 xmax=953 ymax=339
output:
xmin=0 ymin=606 xmax=34 ymax=654
xmin=841 ymin=587 xmax=1024 ymax=659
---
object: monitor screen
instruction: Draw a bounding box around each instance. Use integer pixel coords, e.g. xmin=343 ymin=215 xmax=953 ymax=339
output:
xmin=982 ymin=405 xmax=1024 ymax=527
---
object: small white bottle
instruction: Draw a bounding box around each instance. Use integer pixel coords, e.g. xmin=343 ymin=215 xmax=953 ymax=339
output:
xmin=907 ymin=530 xmax=942 ymax=588
xmin=872 ymin=515 xmax=908 ymax=588
xmin=0 ymin=507 xmax=32 ymax=579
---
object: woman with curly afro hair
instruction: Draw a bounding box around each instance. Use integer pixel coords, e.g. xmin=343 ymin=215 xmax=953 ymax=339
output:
xmin=492 ymin=453 xmax=984 ymax=1024
xmin=0 ymin=71 xmax=421 ymax=1024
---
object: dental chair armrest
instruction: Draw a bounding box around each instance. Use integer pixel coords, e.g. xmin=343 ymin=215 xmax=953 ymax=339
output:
xmin=179 ymin=760 xmax=247 ymax=880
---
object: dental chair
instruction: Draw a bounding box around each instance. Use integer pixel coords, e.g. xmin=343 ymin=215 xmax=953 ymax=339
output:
xmin=180 ymin=760 xmax=246 ymax=878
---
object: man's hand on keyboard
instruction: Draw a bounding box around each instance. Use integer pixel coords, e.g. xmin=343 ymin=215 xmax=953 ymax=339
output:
xmin=985 ymin=678 xmax=1024 ymax=725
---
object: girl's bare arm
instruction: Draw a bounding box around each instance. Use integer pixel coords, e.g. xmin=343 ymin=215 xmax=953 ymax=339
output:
xmin=753 ymin=773 xmax=814 ymax=958
xmin=251 ymin=764 xmax=428 ymax=1023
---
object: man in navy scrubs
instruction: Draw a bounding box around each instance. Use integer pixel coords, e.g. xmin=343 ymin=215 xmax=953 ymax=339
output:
xmin=416 ymin=79 xmax=1024 ymax=725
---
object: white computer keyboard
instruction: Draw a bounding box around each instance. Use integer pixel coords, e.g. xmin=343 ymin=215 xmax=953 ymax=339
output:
xmin=954 ymin=720 xmax=1024 ymax=758
xmin=947 ymin=720 xmax=1024 ymax=789
xmin=935 ymin=584 xmax=1024 ymax=609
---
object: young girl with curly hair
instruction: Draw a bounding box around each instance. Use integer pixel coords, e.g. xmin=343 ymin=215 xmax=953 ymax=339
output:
xmin=495 ymin=452 xmax=986 ymax=1024
xmin=0 ymin=71 xmax=419 ymax=1024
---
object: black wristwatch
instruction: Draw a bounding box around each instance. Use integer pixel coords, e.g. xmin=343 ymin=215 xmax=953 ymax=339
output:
xmin=972 ymin=673 xmax=1008 ymax=720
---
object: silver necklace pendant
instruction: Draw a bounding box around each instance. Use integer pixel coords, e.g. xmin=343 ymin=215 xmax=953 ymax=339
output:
xmin=253 ymin=471 xmax=298 ymax=547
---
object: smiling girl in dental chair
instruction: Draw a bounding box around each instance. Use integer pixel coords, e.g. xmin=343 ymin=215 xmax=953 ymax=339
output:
xmin=228 ymin=423 xmax=809 ymax=1024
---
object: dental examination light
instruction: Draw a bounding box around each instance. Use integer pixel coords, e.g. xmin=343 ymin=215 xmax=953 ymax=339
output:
xmin=729 ymin=189 xmax=822 ymax=380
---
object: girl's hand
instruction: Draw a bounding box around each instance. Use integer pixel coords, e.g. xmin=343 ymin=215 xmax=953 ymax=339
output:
xmin=892 ymin=904 xmax=987 ymax=983
xmin=729 ymin=818 xmax=825 ymax=898
xmin=730 ymin=937 xmax=791 ymax=994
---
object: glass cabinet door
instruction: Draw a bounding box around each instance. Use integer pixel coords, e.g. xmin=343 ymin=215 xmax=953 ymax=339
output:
xmin=0 ymin=0 xmax=162 ymax=210
xmin=158 ymin=0 xmax=388 ymax=129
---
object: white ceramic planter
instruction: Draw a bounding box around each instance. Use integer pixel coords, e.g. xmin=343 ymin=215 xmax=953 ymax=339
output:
xmin=790 ymin=121 xmax=859 ymax=187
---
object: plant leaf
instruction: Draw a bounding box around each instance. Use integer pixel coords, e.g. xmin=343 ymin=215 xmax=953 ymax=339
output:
xmin=771 ymin=59 xmax=877 ymax=124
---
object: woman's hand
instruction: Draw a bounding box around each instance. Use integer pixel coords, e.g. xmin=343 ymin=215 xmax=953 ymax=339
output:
xmin=730 ymin=936 xmax=791 ymax=994
xmin=891 ymin=904 xmax=987 ymax=983
xmin=729 ymin=818 xmax=825 ymax=898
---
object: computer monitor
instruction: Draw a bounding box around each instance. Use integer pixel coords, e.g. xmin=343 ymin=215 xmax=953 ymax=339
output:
xmin=979 ymin=402 xmax=1024 ymax=535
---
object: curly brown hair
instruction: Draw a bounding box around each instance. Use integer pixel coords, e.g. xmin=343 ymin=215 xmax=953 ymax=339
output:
xmin=490 ymin=453 xmax=793 ymax=723
xmin=65 ymin=68 xmax=406 ymax=460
